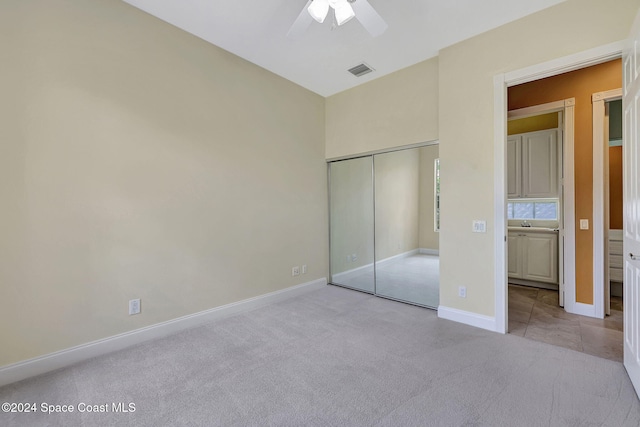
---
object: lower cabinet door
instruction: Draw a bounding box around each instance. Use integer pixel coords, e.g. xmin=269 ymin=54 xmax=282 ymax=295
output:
xmin=522 ymin=233 xmax=558 ymax=283
xmin=507 ymin=233 xmax=523 ymax=278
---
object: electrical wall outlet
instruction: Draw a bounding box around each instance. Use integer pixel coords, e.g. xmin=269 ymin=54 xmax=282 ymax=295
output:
xmin=351 ymin=253 xmax=357 ymax=262
xmin=580 ymin=219 xmax=589 ymax=230
xmin=129 ymin=298 xmax=141 ymax=315
xmin=458 ymin=286 xmax=467 ymax=298
xmin=302 ymin=264 xmax=308 ymax=274
xmin=292 ymin=266 xmax=300 ymax=276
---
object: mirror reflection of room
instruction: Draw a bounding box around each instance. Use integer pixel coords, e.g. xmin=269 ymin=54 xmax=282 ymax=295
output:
xmin=374 ymin=146 xmax=439 ymax=308
xmin=328 ymin=144 xmax=440 ymax=309
xmin=329 ymin=156 xmax=375 ymax=293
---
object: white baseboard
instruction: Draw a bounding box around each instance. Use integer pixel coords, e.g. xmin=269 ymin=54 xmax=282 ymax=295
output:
xmin=332 ymin=263 xmax=374 ymax=283
xmin=419 ymin=248 xmax=439 ymax=256
xmin=438 ymin=305 xmax=498 ymax=333
xmin=0 ymin=278 xmax=327 ymax=387
xmin=375 ymin=249 xmax=420 ymax=267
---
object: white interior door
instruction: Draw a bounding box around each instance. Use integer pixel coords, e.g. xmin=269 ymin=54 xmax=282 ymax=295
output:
xmin=623 ymin=9 xmax=640 ymax=396
xmin=605 ymin=103 xmax=611 ymax=316
xmin=557 ymin=118 xmax=565 ymax=308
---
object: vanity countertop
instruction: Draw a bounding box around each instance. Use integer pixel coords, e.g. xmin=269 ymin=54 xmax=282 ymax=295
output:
xmin=508 ymin=226 xmax=559 ymax=233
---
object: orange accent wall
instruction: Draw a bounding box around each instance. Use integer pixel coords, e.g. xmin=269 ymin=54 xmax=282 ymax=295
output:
xmin=508 ymin=59 xmax=622 ymax=305
xmin=610 ymin=146 xmax=623 ymax=230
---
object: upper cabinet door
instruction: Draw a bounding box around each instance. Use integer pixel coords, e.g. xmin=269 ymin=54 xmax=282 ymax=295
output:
xmin=522 ymin=129 xmax=558 ymax=198
xmin=507 ymin=136 xmax=522 ymax=199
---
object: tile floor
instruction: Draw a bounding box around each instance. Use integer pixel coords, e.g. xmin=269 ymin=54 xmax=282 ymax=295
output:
xmin=508 ymin=284 xmax=623 ymax=362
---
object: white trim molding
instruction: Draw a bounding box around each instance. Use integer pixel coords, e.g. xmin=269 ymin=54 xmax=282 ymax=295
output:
xmin=419 ymin=248 xmax=440 ymax=255
xmin=331 ymin=248 xmax=438 ymax=284
xmin=504 ymin=41 xmax=624 ymax=86
xmin=438 ymin=306 xmax=497 ymax=332
xmin=572 ymin=302 xmax=597 ymax=318
xmin=563 ymin=100 xmax=578 ymax=315
xmin=376 ymin=249 xmax=420 ymax=267
xmin=326 ymin=139 xmax=440 ymax=162
xmin=508 ymin=100 xmax=569 ymax=119
xmin=331 ymin=249 xmax=421 ymax=284
xmin=494 ymin=73 xmax=508 ymax=334
xmin=0 ymin=278 xmax=327 ymax=387
xmin=331 ymin=263 xmax=375 ymax=284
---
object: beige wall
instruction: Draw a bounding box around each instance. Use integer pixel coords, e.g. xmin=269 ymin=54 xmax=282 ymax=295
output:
xmin=0 ymin=0 xmax=328 ymax=366
xmin=438 ymin=0 xmax=638 ymax=316
xmin=419 ymin=145 xmax=439 ymax=250
xmin=325 ymin=57 xmax=439 ymax=159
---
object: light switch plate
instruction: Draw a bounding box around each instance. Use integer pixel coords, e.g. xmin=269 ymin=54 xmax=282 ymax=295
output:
xmin=472 ymin=220 xmax=487 ymax=233
xmin=580 ymin=219 xmax=589 ymax=230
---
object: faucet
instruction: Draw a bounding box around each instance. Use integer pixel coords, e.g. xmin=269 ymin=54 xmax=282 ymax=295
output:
xmin=521 ymin=220 xmax=532 ymax=227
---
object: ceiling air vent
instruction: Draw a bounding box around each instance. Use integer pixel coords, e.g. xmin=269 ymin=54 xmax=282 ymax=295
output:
xmin=348 ymin=63 xmax=374 ymax=77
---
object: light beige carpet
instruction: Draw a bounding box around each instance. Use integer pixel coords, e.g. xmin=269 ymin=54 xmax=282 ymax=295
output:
xmin=1 ymin=285 xmax=639 ymax=426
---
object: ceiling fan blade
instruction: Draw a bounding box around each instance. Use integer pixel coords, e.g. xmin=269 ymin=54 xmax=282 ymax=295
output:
xmin=352 ymin=0 xmax=388 ymax=37
xmin=287 ymin=0 xmax=314 ymax=40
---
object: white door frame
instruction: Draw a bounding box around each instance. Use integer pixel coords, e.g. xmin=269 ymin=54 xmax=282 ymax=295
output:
xmin=593 ymin=88 xmax=623 ymax=319
xmin=493 ymin=41 xmax=624 ymax=333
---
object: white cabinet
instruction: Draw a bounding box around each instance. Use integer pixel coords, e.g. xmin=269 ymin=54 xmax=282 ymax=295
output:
xmin=609 ymin=229 xmax=623 ymax=283
xmin=508 ymin=230 xmax=558 ymax=284
xmin=507 ymin=233 xmax=523 ymax=277
xmin=507 ymin=129 xmax=558 ymax=199
xmin=507 ymin=136 xmax=522 ymax=198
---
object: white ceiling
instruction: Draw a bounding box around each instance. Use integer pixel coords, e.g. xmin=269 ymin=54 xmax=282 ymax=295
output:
xmin=122 ymin=0 xmax=565 ymax=97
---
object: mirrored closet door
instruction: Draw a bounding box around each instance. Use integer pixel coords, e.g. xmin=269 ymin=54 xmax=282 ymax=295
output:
xmin=328 ymin=144 xmax=440 ymax=309
xmin=374 ymin=146 xmax=439 ymax=308
xmin=329 ymin=156 xmax=375 ymax=293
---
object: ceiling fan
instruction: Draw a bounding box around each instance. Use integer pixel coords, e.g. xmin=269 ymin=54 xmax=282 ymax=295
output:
xmin=287 ymin=0 xmax=388 ymax=39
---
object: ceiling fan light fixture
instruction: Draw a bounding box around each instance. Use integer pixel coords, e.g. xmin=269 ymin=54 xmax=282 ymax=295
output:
xmin=334 ymin=2 xmax=355 ymax=26
xmin=308 ymin=0 xmax=330 ymax=23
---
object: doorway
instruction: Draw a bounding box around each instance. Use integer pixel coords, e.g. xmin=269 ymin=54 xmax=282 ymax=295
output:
xmin=505 ymin=110 xmax=564 ymax=303
xmin=493 ymin=45 xmax=624 ymax=333
xmin=499 ymin=56 xmax=624 ymax=361
xmin=501 ymin=58 xmax=622 ymax=319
